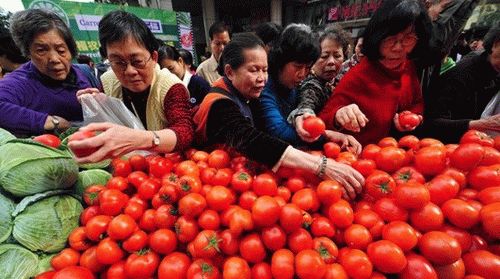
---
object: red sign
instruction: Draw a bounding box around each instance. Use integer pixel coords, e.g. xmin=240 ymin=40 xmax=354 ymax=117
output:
xmin=328 ymin=0 xmax=382 ymax=22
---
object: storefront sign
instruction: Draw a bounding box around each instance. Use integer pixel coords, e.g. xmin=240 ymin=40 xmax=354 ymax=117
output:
xmin=328 ymin=0 xmax=382 ymax=22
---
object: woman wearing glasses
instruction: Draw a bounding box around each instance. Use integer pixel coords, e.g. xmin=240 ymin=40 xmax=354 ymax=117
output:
xmin=70 ymin=11 xmax=193 ymax=163
xmin=319 ymin=0 xmax=431 ymax=145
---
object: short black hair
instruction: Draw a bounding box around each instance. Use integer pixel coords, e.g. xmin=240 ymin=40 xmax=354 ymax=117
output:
xmin=158 ymin=44 xmax=181 ymax=62
xmin=268 ymin=23 xmax=320 ymax=81
xmin=10 ymin=9 xmax=77 ymax=57
xmin=178 ymin=49 xmax=193 ymax=66
xmin=209 ymin=21 xmax=231 ymax=40
xmin=362 ymin=0 xmax=431 ymax=61
xmin=76 ymin=54 xmax=94 ymax=65
xmin=483 ymin=24 xmax=500 ymax=54
xmin=318 ymin=24 xmax=351 ymax=58
xmin=254 ymin=22 xmax=283 ymax=46
xmin=217 ymin=33 xmax=265 ymax=76
xmin=98 ymin=10 xmax=159 ymax=57
xmin=0 ymin=27 xmax=27 ymax=64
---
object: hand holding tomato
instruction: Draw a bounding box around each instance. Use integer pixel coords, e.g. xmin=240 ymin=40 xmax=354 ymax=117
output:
xmin=295 ymin=113 xmax=322 ymax=142
xmin=324 ymin=130 xmax=362 ymax=155
xmin=324 ymin=158 xmax=364 ymax=200
xmin=335 ymin=104 xmax=369 ymax=132
xmin=394 ymin=111 xmax=422 ymax=131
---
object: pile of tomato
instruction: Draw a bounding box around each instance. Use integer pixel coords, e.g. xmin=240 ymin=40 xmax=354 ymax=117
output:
xmin=36 ymin=130 xmax=500 ymax=279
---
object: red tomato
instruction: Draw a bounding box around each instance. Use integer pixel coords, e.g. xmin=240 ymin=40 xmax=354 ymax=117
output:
xmin=440 ymin=225 xmax=472 ymax=253
xmin=122 ymin=230 xmax=148 ymax=253
xmin=365 ymin=171 xmax=396 ymax=200
xmin=478 ymin=186 xmax=500 ymax=204
xmin=343 ymin=224 xmax=372 ymax=250
xmin=373 ymin=198 xmax=408 ymax=222
xmin=382 ymin=221 xmax=417 ymax=252
xmin=83 ymin=185 xmax=105 ymax=206
xmin=398 ymin=135 xmax=420 ymax=150
xmin=106 ymin=261 xmax=126 ymax=279
xmin=112 ymin=159 xmax=132 ymax=177
xmin=427 ymin=174 xmax=460 ymax=205
xmin=68 ymin=227 xmax=92 ymax=251
xmin=295 ymin=249 xmax=326 ymax=279
xmin=414 ymin=146 xmax=447 ymax=176
xmin=149 ymin=157 xmax=173 ymax=179
xmin=206 ymin=185 xmax=234 ymax=212
xmin=311 ymin=216 xmax=335 ymax=238
xmin=128 ymin=171 xmax=148 ymax=189
xmin=324 ymin=142 xmax=341 ymax=158
xmin=262 ymin=225 xmax=287 ymax=251
xmin=228 ymin=207 xmax=253 ymax=235
xmin=175 ymin=216 xmax=199 ymax=243
xmin=219 ymin=229 xmax=240 ymax=256
xmin=480 ymin=202 xmax=500 ymax=239
xmin=252 ymin=173 xmax=278 ymax=196
xmin=68 ymin=130 xmax=97 ymax=157
xmin=187 ymin=259 xmax=220 ymax=279
xmin=79 ymin=246 xmax=105 ymax=274
xmin=96 ymin=237 xmax=124 ymax=265
xmin=288 ymin=228 xmax=313 ymax=254
xmin=292 ymin=188 xmax=320 ymax=212
xmin=208 ymin=149 xmax=230 ymax=169
xmin=36 ymin=271 xmax=57 ymax=279
xmin=239 ymin=233 xmax=266 ymax=264
xmin=399 ymin=253 xmax=437 ymax=279
xmin=450 ymin=143 xmax=485 ymax=171
xmin=339 ymin=248 xmax=373 ymax=279
xmin=361 ymin=144 xmax=381 ymax=160
xmin=106 ymin=176 xmax=129 ymax=192
xmin=367 ymin=240 xmax=407 ymax=274
xmin=107 ymin=214 xmax=137 ymax=240
xmin=410 ymin=202 xmax=444 ymax=232
xmin=271 ymin=249 xmax=295 ymax=279
xmin=85 ymin=215 xmax=112 ymax=242
xmin=352 ymin=159 xmax=377 ymax=177
xmin=441 ymin=199 xmax=480 ymax=229
xmin=323 ymin=263 xmax=348 ymax=279
xmin=33 ymin=134 xmax=61 ymax=148
xmin=198 ymin=209 xmax=220 ymax=230
xmin=441 ymin=168 xmax=467 ymax=189
xmin=393 ymin=181 xmax=430 ymax=210
xmin=378 ymin=137 xmax=398 ymax=147
xmin=51 ymin=248 xmax=80 ymax=271
xmin=128 ymin=154 xmax=147 ymax=171
xmin=375 ymin=146 xmax=407 ymax=173
xmin=468 ymin=164 xmax=500 ymax=191
xmin=98 ymin=189 xmax=129 ymax=216
xmin=460 ymin=130 xmax=494 ymax=147
xmin=192 ymin=230 xmax=220 ymax=258
xmin=419 ymin=231 xmax=462 ymax=265
xmin=178 ymin=193 xmax=206 ymax=218
xmin=392 ymin=166 xmax=425 ymax=185
xmin=252 ymin=262 xmax=272 ymax=279
xmin=462 ymin=250 xmax=500 ymax=279
xmin=252 ymin=195 xmax=280 ymax=227
xmin=124 ymin=249 xmax=160 ymax=279
xmin=312 ymin=237 xmax=338 ymax=264
xmin=158 ymin=252 xmax=191 ymax=279
xmin=303 ymin=116 xmax=326 ymax=138
xmin=230 ymin=171 xmax=253 ymax=193
xmin=434 ymin=258 xmax=466 ymax=279
xmin=149 ymin=229 xmax=177 ymax=255
xmin=316 ymin=180 xmax=342 ymax=206
xmin=80 ymin=205 xmax=100 ymax=226
xmin=398 ymin=110 xmax=421 ymax=128
xmin=280 ymin=203 xmax=304 ymax=233
xmin=138 ymin=209 xmax=157 ymax=232
xmin=223 ymin=257 xmax=251 ymax=279
xmin=53 ymin=266 xmax=96 ymax=279
xmin=328 ymin=200 xmax=354 ymax=228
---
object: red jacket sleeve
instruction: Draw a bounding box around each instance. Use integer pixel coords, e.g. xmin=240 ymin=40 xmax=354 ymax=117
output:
xmin=163 ymin=83 xmax=194 ymax=151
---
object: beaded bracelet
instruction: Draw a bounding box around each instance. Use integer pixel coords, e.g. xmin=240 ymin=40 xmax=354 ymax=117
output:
xmin=316 ymin=155 xmax=327 ymax=178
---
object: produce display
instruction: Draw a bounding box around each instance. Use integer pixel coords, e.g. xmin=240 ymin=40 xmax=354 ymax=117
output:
xmin=0 ymin=127 xmax=499 ymax=279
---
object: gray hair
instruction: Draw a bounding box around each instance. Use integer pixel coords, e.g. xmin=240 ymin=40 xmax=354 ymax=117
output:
xmin=9 ymin=9 xmax=77 ymax=57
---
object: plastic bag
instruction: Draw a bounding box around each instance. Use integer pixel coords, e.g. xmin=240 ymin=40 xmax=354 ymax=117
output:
xmin=481 ymin=92 xmax=499 ymax=137
xmin=80 ymin=93 xmax=145 ymax=130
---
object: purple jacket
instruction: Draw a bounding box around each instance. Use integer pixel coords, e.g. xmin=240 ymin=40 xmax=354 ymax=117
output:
xmin=0 ymin=62 xmax=92 ymax=136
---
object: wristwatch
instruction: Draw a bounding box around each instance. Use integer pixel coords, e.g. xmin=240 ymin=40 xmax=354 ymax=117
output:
xmin=51 ymin=116 xmax=60 ymax=132
xmin=151 ymin=131 xmax=160 ymax=148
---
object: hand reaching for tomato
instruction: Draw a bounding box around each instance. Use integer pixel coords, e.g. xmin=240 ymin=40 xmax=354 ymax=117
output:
xmin=295 ymin=113 xmax=322 ymax=143
xmin=324 ymin=130 xmax=362 ymax=155
xmin=335 ymin=104 xmax=369 ymax=132
xmin=324 ymin=158 xmax=365 ymax=200
xmin=394 ymin=111 xmax=423 ymax=132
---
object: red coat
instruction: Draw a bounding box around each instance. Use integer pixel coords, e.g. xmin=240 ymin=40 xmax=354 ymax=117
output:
xmin=319 ymin=58 xmax=423 ymax=146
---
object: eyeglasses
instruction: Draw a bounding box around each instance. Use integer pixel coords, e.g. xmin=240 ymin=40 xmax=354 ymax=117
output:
xmin=382 ymin=34 xmax=418 ymax=49
xmin=109 ymin=55 xmax=152 ymax=71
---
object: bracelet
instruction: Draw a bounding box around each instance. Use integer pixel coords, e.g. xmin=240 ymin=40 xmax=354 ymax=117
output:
xmin=316 ymin=155 xmax=327 ymax=178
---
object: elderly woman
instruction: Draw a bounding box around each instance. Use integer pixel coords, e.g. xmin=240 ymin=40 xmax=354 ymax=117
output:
xmin=194 ymin=33 xmax=364 ymax=200
xmin=69 ymin=10 xmax=193 ymax=163
xmin=290 ymin=25 xmax=359 ymax=151
xmin=319 ymin=0 xmax=430 ymax=146
xmin=158 ymin=44 xmax=210 ymax=107
xmin=0 ymin=9 xmax=96 ymax=137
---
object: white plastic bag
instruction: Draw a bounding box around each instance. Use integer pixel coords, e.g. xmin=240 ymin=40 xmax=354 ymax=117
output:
xmin=481 ymin=92 xmax=499 ymax=137
xmin=80 ymin=93 xmax=145 ymax=130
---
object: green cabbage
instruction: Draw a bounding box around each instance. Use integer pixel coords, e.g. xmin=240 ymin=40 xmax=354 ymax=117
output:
xmin=37 ymin=253 xmax=56 ymax=275
xmin=0 ymin=192 xmax=15 ymax=243
xmin=0 ymin=140 xmax=79 ymax=197
xmin=75 ymin=169 xmax=112 ymax=196
xmin=0 ymin=128 xmax=15 ymax=145
xmin=13 ymin=193 xmax=83 ymax=253
xmin=0 ymin=244 xmax=39 ymax=279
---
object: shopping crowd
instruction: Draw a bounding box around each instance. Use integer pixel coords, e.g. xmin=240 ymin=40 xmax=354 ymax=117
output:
xmin=0 ymin=0 xmax=498 ymax=199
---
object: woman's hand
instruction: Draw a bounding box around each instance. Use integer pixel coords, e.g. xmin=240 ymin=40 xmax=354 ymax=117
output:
xmin=469 ymin=115 xmax=500 ymax=132
xmin=324 ymin=158 xmax=365 ymax=200
xmin=67 ymin=122 xmax=151 ymax=163
xmin=295 ymin=113 xmax=322 ymax=142
xmin=325 ymin=130 xmax=362 ymax=155
xmin=44 ymin=115 xmax=71 ymax=132
xmin=335 ymin=104 xmax=369 ymax=132
xmin=76 ymin=88 xmax=101 ymax=103
xmin=393 ymin=112 xmax=423 ymax=132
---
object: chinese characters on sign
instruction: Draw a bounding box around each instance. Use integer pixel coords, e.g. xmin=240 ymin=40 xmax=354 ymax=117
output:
xmin=328 ymin=0 xmax=382 ymax=22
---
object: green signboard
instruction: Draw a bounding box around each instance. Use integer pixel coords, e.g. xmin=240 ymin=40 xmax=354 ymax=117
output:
xmin=21 ymin=0 xmax=193 ymax=61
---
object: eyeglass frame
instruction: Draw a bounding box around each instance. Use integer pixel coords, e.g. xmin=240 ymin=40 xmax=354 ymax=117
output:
xmin=108 ymin=54 xmax=153 ymax=72
xmin=381 ymin=33 xmax=419 ymax=49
